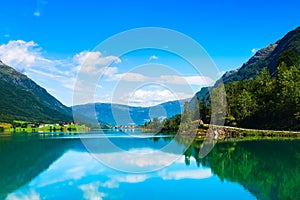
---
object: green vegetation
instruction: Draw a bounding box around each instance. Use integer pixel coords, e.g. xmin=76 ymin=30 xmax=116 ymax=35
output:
xmin=193 ymin=26 xmax=300 ymax=131
xmin=0 ymin=78 xmax=71 ymax=123
xmin=196 ymin=49 xmax=300 ymax=131
xmin=143 ymin=117 xmax=163 ymax=132
xmin=223 ymin=62 xmax=299 ymax=130
xmin=143 ymin=99 xmax=202 ymax=133
xmin=0 ymin=137 xmax=77 ymax=199
xmin=145 ymin=50 xmax=300 ymax=132
xmin=181 ymin=140 xmax=300 ymax=200
xmin=0 ymin=61 xmax=72 ymax=123
xmin=0 ymin=120 xmax=89 ymax=133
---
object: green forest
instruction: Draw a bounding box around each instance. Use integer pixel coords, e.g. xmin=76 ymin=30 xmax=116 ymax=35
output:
xmin=145 ymin=49 xmax=300 ymax=131
xmin=217 ymin=49 xmax=300 ymax=130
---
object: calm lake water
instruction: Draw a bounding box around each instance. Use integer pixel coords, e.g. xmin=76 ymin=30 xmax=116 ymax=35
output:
xmin=1 ymin=130 xmax=300 ymax=200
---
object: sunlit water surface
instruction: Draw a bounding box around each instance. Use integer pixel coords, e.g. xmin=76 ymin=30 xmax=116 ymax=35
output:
xmin=1 ymin=130 xmax=299 ymax=200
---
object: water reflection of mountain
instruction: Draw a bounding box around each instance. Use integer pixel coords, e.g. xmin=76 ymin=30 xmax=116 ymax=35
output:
xmin=184 ymin=140 xmax=300 ymax=200
xmin=0 ymin=136 xmax=81 ymax=199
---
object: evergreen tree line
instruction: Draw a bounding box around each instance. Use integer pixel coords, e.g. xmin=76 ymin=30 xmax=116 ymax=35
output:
xmin=143 ymin=100 xmax=201 ymax=132
xmin=203 ymin=49 xmax=300 ymax=130
xmin=145 ymin=50 xmax=300 ymax=131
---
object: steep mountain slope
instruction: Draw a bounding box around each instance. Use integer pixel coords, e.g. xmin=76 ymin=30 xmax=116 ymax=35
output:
xmin=0 ymin=61 xmax=72 ymax=122
xmin=73 ymin=100 xmax=187 ymax=126
xmin=195 ymin=26 xmax=300 ymax=103
xmin=191 ymin=26 xmax=300 ymax=130
xmin=219 ymin=26 xmax=300 ymax=84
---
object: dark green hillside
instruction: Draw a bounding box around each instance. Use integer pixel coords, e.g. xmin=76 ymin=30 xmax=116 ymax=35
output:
xmin=0 ymin=61 xmax=72 ymax=123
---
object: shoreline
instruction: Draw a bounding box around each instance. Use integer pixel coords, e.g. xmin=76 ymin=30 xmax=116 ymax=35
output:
xmin=206 ymin=125 xmax=300 ymax=137
xmin=142 ymin=124 xmax=300 ymax=139
xmin=2 ymin=124 xmax=300 ymax=140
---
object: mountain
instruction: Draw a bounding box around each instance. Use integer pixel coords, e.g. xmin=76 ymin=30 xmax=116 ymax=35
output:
xmin=189 ymin=86 xmax=211 ymax=108
xmin=195 ymin=26 xmax=300 ymax=102
xmin=219 ymin=26 xmax=300 ymax=85
xmin=0 ymin=60 xmax=72 ymax=123
xmin=72 ymin=100 xmax=188 ymax=126
xmin=191 ymin=26 xmax=300 ymax=130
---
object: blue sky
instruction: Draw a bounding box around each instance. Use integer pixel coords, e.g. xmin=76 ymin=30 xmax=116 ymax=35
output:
xmin=0 ymin=0 xmax=300 ymax=106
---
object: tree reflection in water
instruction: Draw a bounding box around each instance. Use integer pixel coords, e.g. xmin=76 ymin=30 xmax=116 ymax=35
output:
xmin=182 ymin=139 xmax=300 ymax=200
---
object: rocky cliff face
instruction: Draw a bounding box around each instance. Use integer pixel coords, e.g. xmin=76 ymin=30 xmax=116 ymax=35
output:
xmin=220 ymin=26 xmax=300 ymax=84
xmin=196 ymin=26 xmax=300 ymax=103
xmin=219 ymin=42 xmax=278 ymax=85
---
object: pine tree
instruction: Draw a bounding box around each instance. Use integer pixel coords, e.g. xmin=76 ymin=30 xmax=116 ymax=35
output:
xmin=193 ymin=97 xmax=200 ymax=121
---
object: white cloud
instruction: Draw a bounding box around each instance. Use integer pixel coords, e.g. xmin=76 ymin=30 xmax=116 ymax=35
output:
xmin=112 ymin=174 xmax=148 ymax=183
xmin=0 ymin=40 xmax=51 ymax=72
xmin=159 ymin=169 xmax=212 ymax=180
xmin=61 ymin=77 xmax=77 ymax=90
xmin=0 ymin=40 xmax=78 ymax=105
xmin=109 ymin=73 xmax=214 ymax=86
xmin=105 ymin=71 xmax=214 ymax=86
xmin=184 ymin=76 xmax=214 ymax=85
xmin=148 ymin=55 xmax=158 ymax=61
xmin=4 ymin=34 xmax=10 ymax=38
xmin=105 ymin=71 xmax=213 ymax=87
xmin=158 ymin=75 xmax=214 ymax=86
xmin=97 ymin=156 xmax=211 ymax=188
xmin=93 ymin=93 xmax=112 ymax=103
xmin=99 ymin=66 xmax=118 ymax=77
xmin=102 ymin=174 xmax=149 ymax=189
xmin=0 ymin=40 xmax=123 ymax=106
xmin=121 ymin=89 xmax=192 ymax=107
xmin=0 ymin=39 xmax=210 ymax=107
xmin=251 ymin=48 xmax=258 ymax=54
xmin=79 ymin=182 xmax=106 ymax=200
xmin=7 ymin=150 xmax=212 ymax=198
xmin=33 ymin=0 xmax=48 ymax=17
xmin=33 ymin=11 xmax=41 ymax=17
xmin=33 ymin=151 xmax=105 ymax=188
xmin=98 ymin=167 xmax=211 ymax=191
xmin=92 ymin=148 xmax=184 ymax=172
xmin=111 ymin=72 xmax=148 ymax=82
xmin=28 ymin=68 xmax=63 ymax=79
xmin=6 ymin=190 xmax=40 ymax=200
xmin=74 ymin=51 xmax=121 ymax=75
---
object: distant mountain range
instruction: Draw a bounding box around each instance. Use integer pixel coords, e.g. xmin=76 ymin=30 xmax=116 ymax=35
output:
xmin=0 ymin=60 xmax=72 ymax=123
xmin=72 ymin=100 xmax=187 ymax=126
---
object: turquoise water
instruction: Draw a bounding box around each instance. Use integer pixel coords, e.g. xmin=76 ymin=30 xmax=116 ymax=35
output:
xmin=1 ymin=131 xmax=299 ymax=199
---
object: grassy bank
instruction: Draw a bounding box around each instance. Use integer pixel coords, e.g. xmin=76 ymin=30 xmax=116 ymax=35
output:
xmin=0 ymin=121 xmax=90 ymax=133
